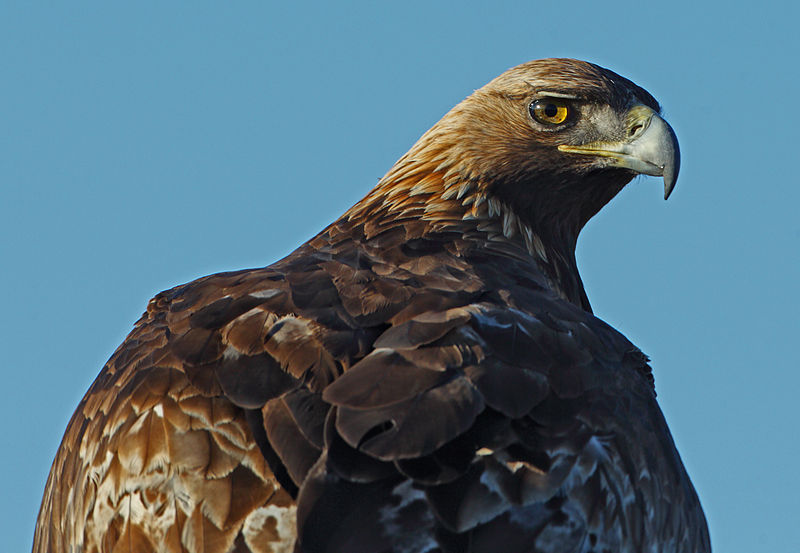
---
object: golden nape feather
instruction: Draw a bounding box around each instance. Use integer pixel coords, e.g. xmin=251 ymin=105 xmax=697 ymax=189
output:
xmin=34 ymin=58 xmax=709 ymax=553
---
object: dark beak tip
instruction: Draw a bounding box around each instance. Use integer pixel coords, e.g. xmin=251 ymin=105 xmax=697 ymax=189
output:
xmin=663 ymin=122 xmax=680 ymax=200
xmin=664 ymin=174 xmax=677 ymax=200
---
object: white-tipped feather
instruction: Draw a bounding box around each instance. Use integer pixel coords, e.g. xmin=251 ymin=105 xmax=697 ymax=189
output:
xmin=456 ymin=182 xmax=472 ymax=200
xmin=532 ymin=233 xmax=548 ymax=262
xmin=487 ymin=198 xmax=501 ymax=217
xmin=440 ymin=186 xmax=459 ymax=200
xmin=502 ymin=210 xmax=517 ymax=238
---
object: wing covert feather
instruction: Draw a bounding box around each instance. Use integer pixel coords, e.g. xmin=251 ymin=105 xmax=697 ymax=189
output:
xmin=35 ymin=219 xmax=706 ymax=553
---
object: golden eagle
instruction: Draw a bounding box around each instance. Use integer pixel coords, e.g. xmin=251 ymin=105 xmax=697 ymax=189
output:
xmin=34 ymin=58 xmax=710 ymax=553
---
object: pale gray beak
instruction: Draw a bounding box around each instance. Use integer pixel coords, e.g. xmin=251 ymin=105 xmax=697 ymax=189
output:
xmin=558 ymin=105 xmax=680 ymax=199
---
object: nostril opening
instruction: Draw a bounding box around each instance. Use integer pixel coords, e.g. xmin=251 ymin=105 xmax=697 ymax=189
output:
xmin=629 ymin=123 xmax=644 ymax=137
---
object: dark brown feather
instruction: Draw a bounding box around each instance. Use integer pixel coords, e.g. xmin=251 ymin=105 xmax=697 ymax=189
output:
xmin=34 ymin=59 xmax=709 ymax=553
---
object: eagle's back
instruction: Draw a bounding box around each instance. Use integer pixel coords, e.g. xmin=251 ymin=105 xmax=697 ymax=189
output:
xmin=34 ymin=219 xmax=709 ymax=553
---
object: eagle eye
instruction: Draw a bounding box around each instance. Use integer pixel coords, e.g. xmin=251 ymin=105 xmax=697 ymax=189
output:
xmin=530 ymin=98 xmax=570 ymax=125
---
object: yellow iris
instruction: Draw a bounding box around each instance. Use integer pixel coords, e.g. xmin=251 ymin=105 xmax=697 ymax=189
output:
xmin=531 ymin=99 xmax=570 ymax=125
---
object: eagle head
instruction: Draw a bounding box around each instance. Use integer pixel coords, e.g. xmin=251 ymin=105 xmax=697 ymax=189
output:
xmin=443 ymin=59 xmax=679 ymax=236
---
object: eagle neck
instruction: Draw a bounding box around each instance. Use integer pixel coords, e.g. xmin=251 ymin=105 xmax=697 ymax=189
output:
xmin=339 ymin=158 xmax=593 ymax=312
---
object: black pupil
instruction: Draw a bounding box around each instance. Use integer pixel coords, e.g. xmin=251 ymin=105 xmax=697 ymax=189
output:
xmin=543 ymin=103 xmax=559 ymax=118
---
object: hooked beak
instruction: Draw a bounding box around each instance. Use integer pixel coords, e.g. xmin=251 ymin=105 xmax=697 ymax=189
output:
xmin=558 ymin=105 xmax=680 ymax=199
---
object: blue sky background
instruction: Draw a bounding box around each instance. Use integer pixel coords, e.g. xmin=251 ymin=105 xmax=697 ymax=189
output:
xmin=2 ymin=2 xmax=798 ymax=551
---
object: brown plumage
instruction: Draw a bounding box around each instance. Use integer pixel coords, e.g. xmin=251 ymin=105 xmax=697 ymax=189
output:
xmin=33 ymin=58 xmax=709 ymax=553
